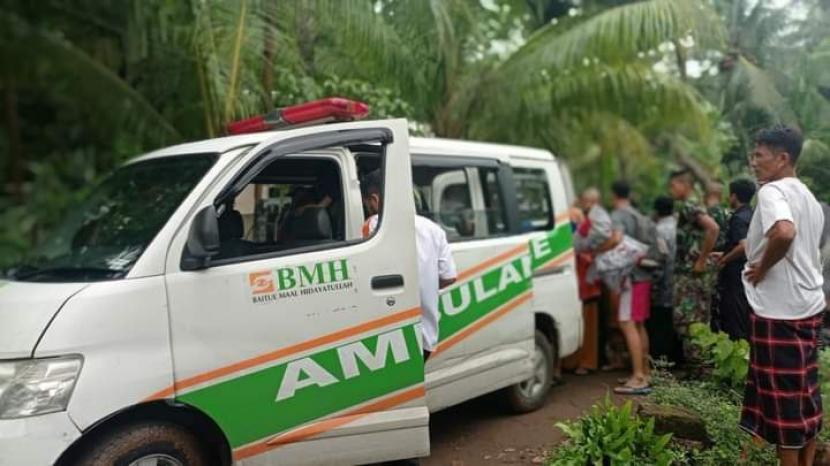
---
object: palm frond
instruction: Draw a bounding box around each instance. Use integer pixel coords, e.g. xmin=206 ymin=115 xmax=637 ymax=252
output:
xmin=726 ymin=55 xmax=795 ymax=123
xmin=499 ymin=0 xmax=724 ymax=81
xmin=0 ymin=10 xmax=180 ymax=142
xmin=474 ymin=61 xmax=711 ymax=146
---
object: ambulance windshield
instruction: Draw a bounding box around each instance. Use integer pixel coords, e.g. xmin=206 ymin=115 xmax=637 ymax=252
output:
xmin=5 ymin=154 xmax=217 ymax=282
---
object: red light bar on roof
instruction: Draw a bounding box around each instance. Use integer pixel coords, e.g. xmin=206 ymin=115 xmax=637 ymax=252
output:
xmin=226 ymin=97 xmax=370 ymax=135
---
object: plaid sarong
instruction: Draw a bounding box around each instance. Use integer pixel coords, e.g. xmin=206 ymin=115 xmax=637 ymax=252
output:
xmin=739 ymin=312 xmax=824 ymax=448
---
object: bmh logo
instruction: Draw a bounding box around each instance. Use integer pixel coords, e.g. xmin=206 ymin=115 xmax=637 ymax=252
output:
xmin=249 ymin=271 xmax=276 ymax=295
xmin=248 ymin=259 xmax=356 ymax=304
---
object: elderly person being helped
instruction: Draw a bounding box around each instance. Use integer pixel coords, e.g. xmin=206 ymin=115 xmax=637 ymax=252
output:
xmin=574 ymin=187 xmax=651 ymax=394
xmin=739 ymin=125 xmax=825 ymax=466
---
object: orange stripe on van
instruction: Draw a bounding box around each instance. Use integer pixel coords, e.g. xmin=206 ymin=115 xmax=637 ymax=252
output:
xmin=233 ymin=385 xmax=426 ymax=460
xmin=455 ymin=243 xmax=528 ymax=283
xmin=433 ymin=291 xmax=533 ymax=356
xmin=144 ymin=307 xmax=421 ymax=401
xmin=554 ymin=211 xmax=571 ymax=224
xmin=535 ymin=249 xmax=574 ymax=274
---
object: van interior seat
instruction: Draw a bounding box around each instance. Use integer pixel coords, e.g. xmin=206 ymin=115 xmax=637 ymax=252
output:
xmin=287 ymin=207 xmax=333 ymax=247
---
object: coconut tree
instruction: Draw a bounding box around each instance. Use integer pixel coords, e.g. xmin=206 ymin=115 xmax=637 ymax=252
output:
xmin=465 ymin=0 xmax=726 ymax=195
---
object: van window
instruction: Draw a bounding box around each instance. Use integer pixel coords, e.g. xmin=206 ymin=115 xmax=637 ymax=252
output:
xmin=513 ymin=167 xmax=554 ymax=232
xmin=412 ymin=164 xmax=508 ymax=241
xmin=216 ymin=157 xmax=345 ymax=260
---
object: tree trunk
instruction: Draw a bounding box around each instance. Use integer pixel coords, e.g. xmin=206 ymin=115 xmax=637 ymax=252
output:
xmin=675 ymin=147 xmax=717 ymax=192
xmin=658 ymin=134 xmax=717 ymax=191
xmin=3 ymin=78 xmax=24 ymax=203
xmin=673 ymin=39 xmax=687 ymax=81
xmin=262 ymin=0 xmax=277 ymax=107
xmin=296 ymin=2 xmax=317 ymax=76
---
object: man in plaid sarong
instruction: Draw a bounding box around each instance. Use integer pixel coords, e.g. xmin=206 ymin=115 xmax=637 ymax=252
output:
xmin=741 ymin=126 xmax=826 ymax=466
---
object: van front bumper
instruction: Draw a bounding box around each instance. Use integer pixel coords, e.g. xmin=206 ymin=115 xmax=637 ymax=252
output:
xmin=0 ymin=411 xmax=80 ymax=466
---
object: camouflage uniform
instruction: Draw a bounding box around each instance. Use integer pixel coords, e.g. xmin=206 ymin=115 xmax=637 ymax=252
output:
xmin=707 ymin=204 xmax=729 ymax=333
xmin=673 ymin=199 xmax=716 ymax=366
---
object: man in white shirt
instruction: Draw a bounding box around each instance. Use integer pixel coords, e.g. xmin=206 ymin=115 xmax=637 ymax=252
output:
xmin=739 ymin=125 xmax=825 ymax=466
xmin=360 ymin=170 xmax=458 ymax=359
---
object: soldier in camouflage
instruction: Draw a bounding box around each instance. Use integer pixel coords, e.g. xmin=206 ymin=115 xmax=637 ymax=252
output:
xmin=669 ymin=170 xmax=721 ymax=368
xmin=705 ymin=183 xmax=729 ymax=333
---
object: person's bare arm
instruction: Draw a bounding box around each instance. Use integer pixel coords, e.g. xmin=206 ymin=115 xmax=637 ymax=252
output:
xmin=694 ymin=214 xmax=720 ymax=272
xmin=717 ymin=240 xmax=746 ymax=268
xmin=745 ymin=220 xmax=795 ymax=286
xmin=595 ymin=230 xmax=623 ymax=254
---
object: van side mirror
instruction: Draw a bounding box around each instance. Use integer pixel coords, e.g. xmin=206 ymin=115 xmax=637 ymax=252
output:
xmin=181 ymin=205 xmax=220 ymax=271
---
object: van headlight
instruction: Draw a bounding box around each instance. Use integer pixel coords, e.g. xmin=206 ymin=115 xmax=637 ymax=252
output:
xmin=0 ymin=356 xmax=83 ymax=419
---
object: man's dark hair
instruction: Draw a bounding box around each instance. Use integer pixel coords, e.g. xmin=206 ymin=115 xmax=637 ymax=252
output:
xmin=754 ymin=124 xmax=804 ymax=165
xmin=359 ymin=170 xmax=382 ymax=198
xmin=729 ymin=178 xmax=756 ymax=204
xmin=611 ymin=180 xmax=631 ymax=199
xmin=669 ymin=168 xmax=691 ymax=180
xmin=653 ymin=196 xmax=673 ymax=217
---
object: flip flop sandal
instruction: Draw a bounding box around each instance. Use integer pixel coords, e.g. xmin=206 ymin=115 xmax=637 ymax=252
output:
xmin=618 ymin=377 xmax=651 ymax=385
xmin=613 ymin=385 xmax=652 ymax=395
xmin=574 ymin=368 xmax=591 ymax=376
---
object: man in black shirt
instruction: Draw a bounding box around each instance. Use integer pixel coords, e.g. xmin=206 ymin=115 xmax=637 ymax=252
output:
xmin=714 ymin=178 xmax=756 ymax=341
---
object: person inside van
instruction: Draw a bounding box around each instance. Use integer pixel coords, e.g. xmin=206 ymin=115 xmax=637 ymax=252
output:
xmin=360 ymin=170 xmax=458 ymax=360
xmin=276 ymin=186 xmax=317 ymax=243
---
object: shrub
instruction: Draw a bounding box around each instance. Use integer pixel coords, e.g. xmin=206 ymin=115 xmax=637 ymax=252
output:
xmin=648 ymin=371 xmax=777 ymax=466
xmin=689 ymin=322 xmax=749 ymax=389
xmin=549 ymin=396 xmax=678 ymax=466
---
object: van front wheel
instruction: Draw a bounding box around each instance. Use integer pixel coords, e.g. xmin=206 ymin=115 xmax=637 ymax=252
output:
xmin=74 ymin=422 xmax=208 ymax=466
xmin=503 ymin=330 xmax=554 ymax=413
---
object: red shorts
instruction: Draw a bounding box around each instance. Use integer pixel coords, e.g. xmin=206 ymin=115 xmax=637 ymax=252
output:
xmin=618 ymin=280 xmax=651 ymax=323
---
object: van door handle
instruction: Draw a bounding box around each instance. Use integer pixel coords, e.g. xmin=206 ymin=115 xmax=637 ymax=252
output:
xmin=372 ymin=275 xmax=404 ymax=290
xmin=534 ymin=265 xmax=569 ymax=278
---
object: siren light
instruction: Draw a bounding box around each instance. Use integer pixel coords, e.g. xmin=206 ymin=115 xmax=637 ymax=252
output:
xmin=226 ymin=97 xmax=370 ymax=135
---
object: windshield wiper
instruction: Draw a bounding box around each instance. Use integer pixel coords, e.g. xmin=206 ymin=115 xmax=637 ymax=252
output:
xmin=14 ymin=266 xmax=126 ymax=282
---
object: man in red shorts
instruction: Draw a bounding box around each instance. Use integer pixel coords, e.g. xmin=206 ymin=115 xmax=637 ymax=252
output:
xmin=741 ymin=125 xmax=826 ymax=466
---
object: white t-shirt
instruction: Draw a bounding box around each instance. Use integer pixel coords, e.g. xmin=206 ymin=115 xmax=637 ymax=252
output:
xmin=364 ymin=215 xmax=457 ymax=351
xmin=743 ymin=178 xmax=825 ymax=319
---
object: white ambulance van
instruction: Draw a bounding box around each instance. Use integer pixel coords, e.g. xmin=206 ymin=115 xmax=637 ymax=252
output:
xmin=0 ymin=98 xmax=581 ymax=465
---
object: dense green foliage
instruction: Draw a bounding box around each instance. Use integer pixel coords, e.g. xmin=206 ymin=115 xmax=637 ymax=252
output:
xmin=689 ymin=322 xmax=750 ymax=389
xmin=2 ymin=0 xmax=830 ymax=268
xmin=549 ymin=397 xmax=677 ymax=466
xmin=552 ymin=329 xmax=823 ymax=464
xmin=648 ymin=372 xmax=778 ymax=466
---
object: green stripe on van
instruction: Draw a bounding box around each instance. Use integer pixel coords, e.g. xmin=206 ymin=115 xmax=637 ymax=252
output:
xmin=179 ymin=324 xmax=424 ymax=448
xmin=437 ymin=223 xmax=573 ymax=343
xmin=179 ymin=224 xmax=574 ymax=450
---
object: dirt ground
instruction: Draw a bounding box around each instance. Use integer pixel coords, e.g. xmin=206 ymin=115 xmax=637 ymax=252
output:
xmin=421 ymin=370 xmax=626 ymax=466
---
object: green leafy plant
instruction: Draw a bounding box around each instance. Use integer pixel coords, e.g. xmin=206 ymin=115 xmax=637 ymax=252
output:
xmin=549 ymin=396 xmax=676 ymax=466
xmin=689 ymin=322 xmax=750 ymax=389
xmin=648 ymin=370 xmax=777 ymax=466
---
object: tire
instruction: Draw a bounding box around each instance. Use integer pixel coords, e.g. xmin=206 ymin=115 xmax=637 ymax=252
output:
xmin=74 ymin=422 xmax=208 ymax=466
xmin=503 ymin=330 xmax=555 ymax=413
